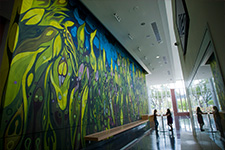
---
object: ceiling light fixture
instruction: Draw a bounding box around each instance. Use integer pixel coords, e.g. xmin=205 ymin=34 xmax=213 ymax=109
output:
xmin=128 ymin=33 xmax=133 ymax=40
xmin=113 ymin=13 xmax=121 ymax=22
xmin=163 ymin=56 xmax=167 ymax=64
xmin=133 ymin=6 xmax=139 ymax=11
xmin=146 ymin=35 xmax=151 ymax=39
xmin=167 ymin=71 xmax=171 ymax=75
xmin=141 ymin=22 xmax=145 ymax=26
xmin=137 ymin=47 xmax=141 ymax=52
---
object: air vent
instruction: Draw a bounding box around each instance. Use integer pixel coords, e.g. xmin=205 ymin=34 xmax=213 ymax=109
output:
xmin=151 ymin=22 xmax=162 ymax=43
xmin=163 ymin=56 xmax=167 ymax=64
xmin=167 ymin=70 xmax=171 ymax=75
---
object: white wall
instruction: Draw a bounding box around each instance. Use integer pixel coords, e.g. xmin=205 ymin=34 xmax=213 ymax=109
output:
xmin=172 ymin=0 xmax=225 ymax=86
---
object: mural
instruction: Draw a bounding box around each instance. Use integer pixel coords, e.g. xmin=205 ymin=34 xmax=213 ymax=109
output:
xmin=0 ymin=0 xmax=148 ymax=149
xmin=208 ymin=55 xmax=225 ymax=111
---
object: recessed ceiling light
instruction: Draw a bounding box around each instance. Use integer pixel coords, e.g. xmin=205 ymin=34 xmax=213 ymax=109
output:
xmin=113 ymin=13 xmax=121 ymax=22
xmin=137 ymin=47 xmax=141 ymax=52
xmin=141 ymin=22 xmax=145 ymax=26
xmin=128 ymin=33 xmax=133 ymax=40
xmin=156 ymin=55 xmax=160 ymax=59
xmin=133 ymin=6 xmax=139 ymax=11
xmin=163 ymin=56 xmax=167 ymax=64
xmin=146 ymin=35 xmax=151 ymax=38
xmin=167 ymin=71 xmax=171 ymax=75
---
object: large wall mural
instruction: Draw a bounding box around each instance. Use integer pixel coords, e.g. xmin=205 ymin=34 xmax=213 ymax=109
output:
xmin=208 ymin=55 xmax=225 ymax=111
xmin=0 ymin=0 xmax=148 ymax=149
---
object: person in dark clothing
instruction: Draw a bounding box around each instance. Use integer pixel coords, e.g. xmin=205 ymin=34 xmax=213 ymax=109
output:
xmin=212 ymin=106 xmax=224 ymax=137
xmin=196 ymin=107 xmax=207 ymax=131
xmin=164 ymin=109 xmax=173 ymax=131
xmin=154 ymin=109 xmax=160 ymax=131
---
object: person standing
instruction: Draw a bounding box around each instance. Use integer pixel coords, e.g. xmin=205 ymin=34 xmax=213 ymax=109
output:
xmin=212 ymin=106 xmax=224 ymax=136
xmin=154 ymin=109 xmax=160 ymax=131
xmin=164 ymin=109 xmax=173 ymax=131
xmin=196 ymin=107 xmax=207 ymax=131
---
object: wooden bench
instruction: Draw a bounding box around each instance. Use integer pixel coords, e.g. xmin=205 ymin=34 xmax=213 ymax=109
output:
xmin=85 ymin=116 xmax=151 ymax=141
xmin=141 ymin=114 xmax=153 ymax=120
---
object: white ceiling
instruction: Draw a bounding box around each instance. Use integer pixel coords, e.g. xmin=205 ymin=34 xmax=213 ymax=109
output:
xmin=0 ymin=0 xmax=184 ymax=86
xmin=81 ymin=0 xmax=183 ymax=86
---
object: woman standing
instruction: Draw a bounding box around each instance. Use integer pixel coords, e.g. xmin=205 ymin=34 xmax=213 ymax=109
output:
xmin=164 ymin=109 xmax=173 ymax=131
xmin=196 ymin=107 xmax=207 ymax=131
xmin=154 ymin=109 xmax=160 ymax=131
xmin=212 ymin=106 xmax=223 ymax=136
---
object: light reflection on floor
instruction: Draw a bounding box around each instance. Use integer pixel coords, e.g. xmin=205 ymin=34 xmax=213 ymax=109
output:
xmin=127 ymin=116 xmax=190 ymax=150
xmin=127 ymin=130 xmax=179 ymax=150
xmin=193 ymin=114 xmax=225 ymax=149
xmin=127 ymin=115 xmax=225 ymax=150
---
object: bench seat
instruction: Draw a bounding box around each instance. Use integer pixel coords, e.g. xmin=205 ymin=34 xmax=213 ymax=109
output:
xmin=84 ymin=119 xmax=149 ymax=141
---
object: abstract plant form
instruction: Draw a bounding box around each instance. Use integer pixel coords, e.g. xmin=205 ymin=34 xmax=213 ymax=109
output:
xmin=0 ymin=0 xmax=148 ymax=149
xmin=209 ymin=55 xmax=225 ymax=111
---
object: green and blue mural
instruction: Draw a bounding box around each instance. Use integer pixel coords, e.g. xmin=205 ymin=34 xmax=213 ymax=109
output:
xmin=0 ymin=0 xmax=148 ymax=149
xmin=208 ymin=55 xmax=225 ymax=111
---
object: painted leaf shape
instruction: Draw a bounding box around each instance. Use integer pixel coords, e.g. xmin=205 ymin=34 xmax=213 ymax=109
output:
xmin=120 ymin=93 xmax=124 ymax=125
xmin=8 ymin=23 xmax=19 ymax=53
xmin=4 ymin=52 xmax=35 ymax=107
xmin=53 ymin=34 xmax=62 ymax=57
xmin=21 ymin=8 xmax=45 ymax=25
xmin=35 ymin=47 xmax=52 ymax=73
xmin=27 ymin=73 xmax=33 ymax=87
xmin=77 ymin=23 xmax=85 ymax=49
xmin=58 ymin=62 xmax=67 ymax=76
xmin=50 ymin=68 xmax=68 ymax=111
xmin=120 ymin=109 xmax=123 ymax=125
xmin=115 ymin=67 xmax=118 ymax=84
xmin=90 ymin=30 xmax=97 ymax=72
xmin=81 ymin=86 xmax=89 ymax=121
xmin=103 ymin=48 xmax=106 ymax=70
xmin=64 ymin=20 xmax=74 ymax=28
xmin=80 ymin=85 xmax=89 ymax=139
xmin=111 ymin=58 xmax=113 ymax=75
xmin=32 ymin=0 xmax=50 ymax=9
xmin=49 ymin=20 xmax=63 ymax=29
xmin=50 ymin=55 xmax=72 ymax=110
xmin=20 ymin=0 xmax=33 ymax=14
xmin=78 ymin=63 xmax=84 ymax=81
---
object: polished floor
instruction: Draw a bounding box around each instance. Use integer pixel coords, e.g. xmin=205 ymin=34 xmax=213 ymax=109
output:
xmin=122 ymin=115 xmax=225 ymax=150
